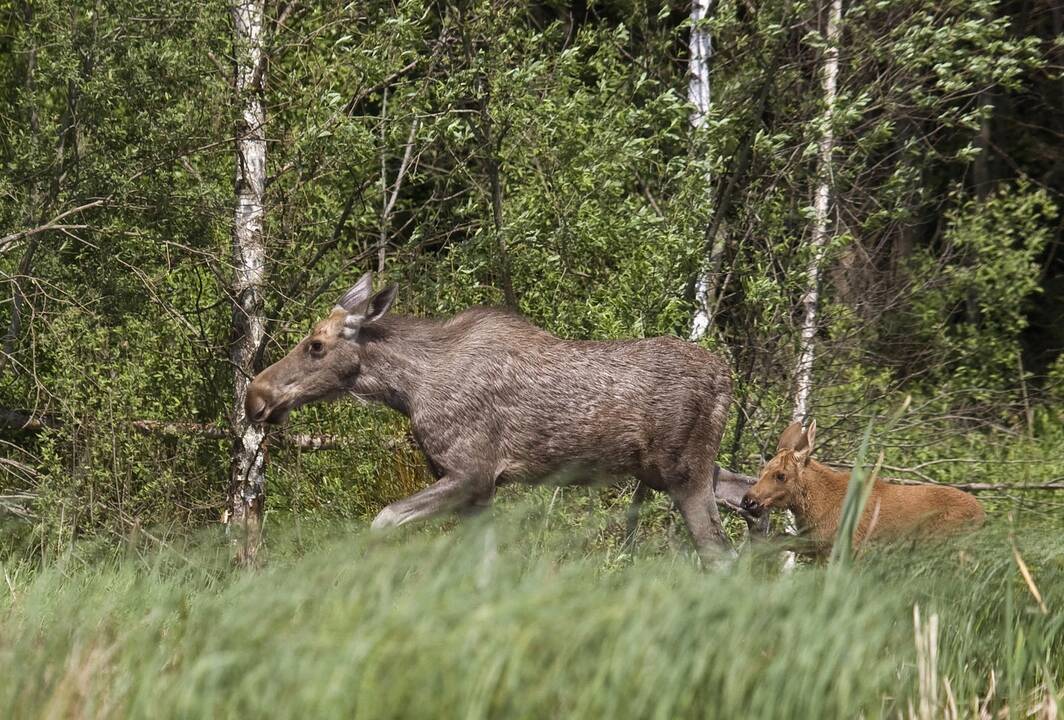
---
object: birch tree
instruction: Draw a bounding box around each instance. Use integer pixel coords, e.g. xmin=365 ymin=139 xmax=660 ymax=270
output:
xmin=774 ymin=0 xmax=843 ymax=568
xmin=793 ymin=0 xmax=842 ymax=423
xmin=688 ymin=0 xmax=715 ymax=341
xmin=226 ymin=0 xmax=268 ymax=564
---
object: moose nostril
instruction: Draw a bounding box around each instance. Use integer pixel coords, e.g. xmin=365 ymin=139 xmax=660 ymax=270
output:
xmin=246 ymin=392 xmax=268 ymax=423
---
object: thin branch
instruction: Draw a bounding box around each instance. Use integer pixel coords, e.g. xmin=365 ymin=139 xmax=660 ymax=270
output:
xmin=0 ymin=199 xmax=106 ymax=251
xmin=0 ymin=409 xmax=373 ymax=452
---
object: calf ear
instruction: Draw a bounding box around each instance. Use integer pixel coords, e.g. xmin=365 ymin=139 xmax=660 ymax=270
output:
xmin=794 ymin=419 xmax=817 ymax=466
xmin=777 ymin=420 xmax=805 ymax=451
xmin=336 ymin=272 xmax=374 ymax=312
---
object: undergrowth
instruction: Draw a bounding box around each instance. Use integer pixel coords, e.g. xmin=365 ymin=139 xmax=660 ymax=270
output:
xmin=0 ymin=502 xmax=1060 ymax=720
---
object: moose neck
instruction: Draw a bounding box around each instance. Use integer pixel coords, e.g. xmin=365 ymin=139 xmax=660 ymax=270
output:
xmin=791 ymin=459 xmax=851 ymax=534
xmin=353 ymin=313 xmax=451 ymax=417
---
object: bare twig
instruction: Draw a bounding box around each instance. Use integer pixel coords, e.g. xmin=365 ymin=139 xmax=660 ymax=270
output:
xmin=379 ymin=113 xmax=421 ymax=271
xmin=0 ymin=199 xmax=106 ymax=251
xmin=0 ymin=493 xmax=37 ymax=520
xmin=828 ymin=461 xmax=1064 ymax=492
xmin=0 ymin=408 xmax=386 ymax=452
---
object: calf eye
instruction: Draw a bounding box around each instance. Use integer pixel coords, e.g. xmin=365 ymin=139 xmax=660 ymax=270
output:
xmin=775 ymin=472 xmax=785 ymax=483
xmin=309 ymin=340 xmax=325 ymax=356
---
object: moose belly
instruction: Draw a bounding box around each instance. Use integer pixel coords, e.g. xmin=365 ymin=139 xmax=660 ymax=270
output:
xmin=495 ymin=457 xmax=635 ymax=489
xmin=410 ymin=412 xmax=646 ymax=487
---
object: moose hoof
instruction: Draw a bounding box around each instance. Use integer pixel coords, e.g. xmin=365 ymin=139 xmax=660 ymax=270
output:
xmin=371 ymin=507 xmax=402 ymax=531
xmin=700 ymin=546 xmax=739 ymax=572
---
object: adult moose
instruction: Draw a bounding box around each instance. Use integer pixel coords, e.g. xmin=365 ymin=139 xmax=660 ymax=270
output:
xmin=246 ymin=272 xmax=740 ymax=561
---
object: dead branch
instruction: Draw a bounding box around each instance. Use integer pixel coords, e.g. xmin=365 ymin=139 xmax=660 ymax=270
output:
xmin=829 ymin=458 xmax=1064 ymax=492
xmin=0 ymin=199 xmax=106 ymax=252
xmin=0 ymin=493 xmax=36 ymax=520
xmin=891 ymin=479 xmax=1064 ymax=492
xmin=0 ymin=409 xmax=362 ymax=451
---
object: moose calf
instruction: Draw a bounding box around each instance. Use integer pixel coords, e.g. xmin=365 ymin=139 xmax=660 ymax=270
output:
xmin=741 ymin=420 xmax=985 ymax=556
xmin=245 ymin=272 xmax=739 ymax=561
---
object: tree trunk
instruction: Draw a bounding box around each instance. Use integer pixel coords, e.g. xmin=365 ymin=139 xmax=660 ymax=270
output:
xmin=785 ymin=0 xmax=842 ymax=569
xmin=688 ymin=0 xmax=716 ymax=341
xmin=792 ymin=0 xmax=842 ymax=424
xmin=227 ymin=0 xmax=268 ymax=566
xmin=2 ymin=1 xmax=39 ymax=376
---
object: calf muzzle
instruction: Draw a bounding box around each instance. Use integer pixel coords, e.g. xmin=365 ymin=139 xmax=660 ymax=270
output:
xmin=740 ymin=493 xmax=764 ymax=516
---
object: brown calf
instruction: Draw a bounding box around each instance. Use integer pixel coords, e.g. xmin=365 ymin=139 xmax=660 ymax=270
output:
xmin=741 ymin=420 xmax=985 ymax=556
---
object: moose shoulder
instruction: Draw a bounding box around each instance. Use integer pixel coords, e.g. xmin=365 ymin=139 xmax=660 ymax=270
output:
xmin=741 ymin=420 xmax=985 ymax=557
xmin=246 ymin=272 xmax=738 ymax=561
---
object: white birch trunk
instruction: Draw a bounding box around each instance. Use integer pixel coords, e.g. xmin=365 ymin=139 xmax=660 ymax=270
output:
xmin=687 ymin=0 xmax=712 ymax=130
xmin=689 ymin=0 xmax=715 ymax=341
xmin=785 ymin=0 xmax=842 ymax=570
xmin=792 ymin=0 xmax=842 ymax=423
xmin=227 ymin=0 xmax=267 ymax=564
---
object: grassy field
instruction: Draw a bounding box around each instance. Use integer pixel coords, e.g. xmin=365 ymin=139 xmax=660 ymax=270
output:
xmin=1 ymin=498 xmax=1061 ymax=720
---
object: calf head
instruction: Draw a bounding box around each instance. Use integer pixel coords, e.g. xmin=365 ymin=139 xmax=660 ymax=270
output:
xmin=741 ymin=419 xmax=817 ymax=516
xmin=244 ymin=272 xmax=397 ymax=425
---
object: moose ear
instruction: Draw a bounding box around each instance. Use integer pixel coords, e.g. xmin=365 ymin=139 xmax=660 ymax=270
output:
xmin=335 ymin=272 xmax=374 ymax=312
xmin=362 ymin=285 xmax=397 ymax=323
xmin=794 ymin=419 xmax=816 ymax=466
xmin=341 ymin=284 xmax=397 ymax=339
xmin=777 ymin=420 xmax=805 ymax=452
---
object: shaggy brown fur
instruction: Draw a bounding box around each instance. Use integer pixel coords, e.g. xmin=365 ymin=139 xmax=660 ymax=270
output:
xmin=245 ymin=271 xmax=735 ymax=561
xmin=742 ymin=420 xmax=985 ymax=556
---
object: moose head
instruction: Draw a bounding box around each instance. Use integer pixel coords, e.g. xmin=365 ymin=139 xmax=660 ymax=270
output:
xmin=244 ymin=272 xmax=397 ymax=425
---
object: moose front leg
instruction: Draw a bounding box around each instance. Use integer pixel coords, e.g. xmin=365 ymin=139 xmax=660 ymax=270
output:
xmin=371 ymin=472 xmax=493 ymax=530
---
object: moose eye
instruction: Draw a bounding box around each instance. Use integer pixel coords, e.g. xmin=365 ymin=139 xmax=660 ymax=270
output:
xmin=308 ymin=340 xmax=325 ymax=356
xmin=775 ymin=472 xmax=786 ymax=483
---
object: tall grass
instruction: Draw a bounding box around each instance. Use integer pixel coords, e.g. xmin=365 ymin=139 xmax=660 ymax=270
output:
xmin=832 ymin=400 xmax=909 ymax=567
xmin=1 ymin=505 xmax=1061 ymax=720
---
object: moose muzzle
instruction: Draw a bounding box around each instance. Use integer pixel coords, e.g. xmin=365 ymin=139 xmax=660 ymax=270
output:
xmin=245 ymin=379 xmax=288 ymax=425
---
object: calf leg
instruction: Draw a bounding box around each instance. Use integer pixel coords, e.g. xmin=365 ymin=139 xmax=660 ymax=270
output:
xmin=371 ymin=472 xmax=492 ymax=530
xmin=669 ymin=482 xmax=732 ymax=566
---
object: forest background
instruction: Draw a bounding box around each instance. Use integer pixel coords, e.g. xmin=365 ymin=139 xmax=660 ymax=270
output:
xmin=1 ymin=0 xmax=1062 ymax=557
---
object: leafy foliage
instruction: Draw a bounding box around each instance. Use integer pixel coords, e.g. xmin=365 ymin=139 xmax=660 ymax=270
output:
xmin=0 ymin=0 xmax=1061 ymax=549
